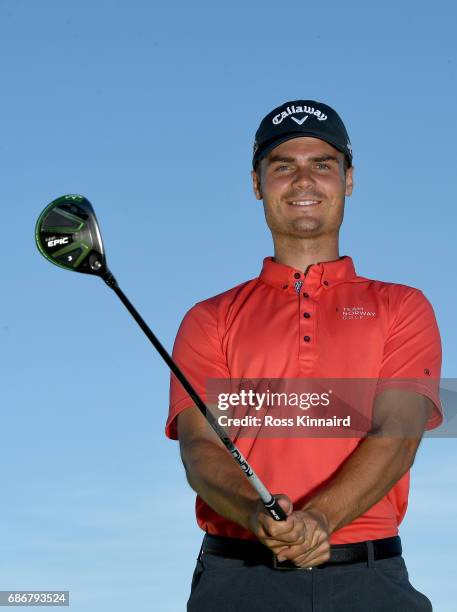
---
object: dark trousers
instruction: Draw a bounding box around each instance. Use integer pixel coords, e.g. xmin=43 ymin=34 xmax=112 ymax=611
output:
xmin=187 ymin=540 xmax=432 ymax=612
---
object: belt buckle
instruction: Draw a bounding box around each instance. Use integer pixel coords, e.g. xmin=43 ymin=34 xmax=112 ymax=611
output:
xmin=273 ymin=554 xmax=313 ymax=571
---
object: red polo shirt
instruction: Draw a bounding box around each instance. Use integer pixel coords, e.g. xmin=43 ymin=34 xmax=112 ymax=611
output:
xmin=166 ymin=256 xmax=442 ymax=544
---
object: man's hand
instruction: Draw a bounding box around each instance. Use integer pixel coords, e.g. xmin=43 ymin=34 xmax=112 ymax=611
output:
xmin=249 ymin=494 xmax=331 ymax=568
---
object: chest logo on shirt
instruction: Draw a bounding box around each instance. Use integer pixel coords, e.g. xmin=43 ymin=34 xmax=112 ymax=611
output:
xmin=339 ymin=306 xmax=377 ymax=320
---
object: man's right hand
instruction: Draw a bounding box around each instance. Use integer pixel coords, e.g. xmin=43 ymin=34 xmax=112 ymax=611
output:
xmin=248 ymin=494 xmax=331 ymax=568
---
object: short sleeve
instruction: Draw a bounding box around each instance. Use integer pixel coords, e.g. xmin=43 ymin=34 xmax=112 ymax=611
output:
xmin=377 ymin=289 xmax=442 ymax=430
xmin=165 ymin=301 xmax=230 ymax=440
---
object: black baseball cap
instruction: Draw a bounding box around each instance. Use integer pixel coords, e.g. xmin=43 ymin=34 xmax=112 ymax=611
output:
xmin=252 ymin=100 xmax=352 ymax=169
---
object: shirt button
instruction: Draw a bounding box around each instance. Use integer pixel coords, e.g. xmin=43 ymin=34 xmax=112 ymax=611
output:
xmin=303 ymin=335 xmax=311 ymax=342
xmin=303 ymin=312 xmax=310 ymax=318
xmin=323 ymin=280 xmax=329 ymax=286
xmin=303 ymin=292 xmax=309 ymax=298
xmin=294 ymin=272 xmax=301 ymax=279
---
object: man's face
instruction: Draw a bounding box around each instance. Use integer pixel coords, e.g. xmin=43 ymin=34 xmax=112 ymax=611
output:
xmin=251 ymin=137 xmax=354 ymax=240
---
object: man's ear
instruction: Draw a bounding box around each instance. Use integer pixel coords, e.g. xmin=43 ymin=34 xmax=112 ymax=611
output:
xmin=251 ymin=168 xmax=263 ymax=200
xmin=345 ymin=165 xmax=354 ymax=197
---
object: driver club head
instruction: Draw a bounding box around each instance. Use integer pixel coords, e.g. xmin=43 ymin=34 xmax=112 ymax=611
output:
xmin=35 ymin=194 xmax=109 ymax=277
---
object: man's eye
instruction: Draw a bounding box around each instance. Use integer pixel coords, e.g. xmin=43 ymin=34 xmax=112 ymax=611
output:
xmin=316 ymin=162 xmax=330 ymax=170
xmin=276 ymin=165 xmax=291 ymax=172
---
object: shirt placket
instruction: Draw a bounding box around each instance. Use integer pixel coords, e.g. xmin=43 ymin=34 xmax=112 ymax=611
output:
xmin=289 ymin=268 xmax=321 ymax=371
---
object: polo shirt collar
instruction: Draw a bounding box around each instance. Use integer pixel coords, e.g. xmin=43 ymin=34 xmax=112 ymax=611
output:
xmin=260 ymin=255 xmax=356 ymax=291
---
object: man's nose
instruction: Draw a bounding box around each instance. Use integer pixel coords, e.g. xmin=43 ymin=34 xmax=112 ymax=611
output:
xmin=291 ymin=165 xmax=315 ymax=190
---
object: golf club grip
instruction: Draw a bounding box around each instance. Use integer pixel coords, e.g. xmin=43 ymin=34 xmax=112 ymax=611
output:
xmin=263 ymin=496 xmax=288 ymax=521
xmin=104 ymin=275 xmax=286 ymax=521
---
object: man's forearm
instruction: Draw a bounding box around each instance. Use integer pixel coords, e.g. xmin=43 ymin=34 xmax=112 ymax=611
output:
xmin=181 ymin=439 xmax=260 ymax=531
xmin=302 ymin=436 xmax=419 ymax=533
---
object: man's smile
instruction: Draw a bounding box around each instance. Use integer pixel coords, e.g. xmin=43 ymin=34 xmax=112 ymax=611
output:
xmin=287 ymin=199 xmax=321 ymax=207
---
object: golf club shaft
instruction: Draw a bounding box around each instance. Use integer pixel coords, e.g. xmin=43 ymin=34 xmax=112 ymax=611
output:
xmin=102 ymin=272 xmax=287 ymax=522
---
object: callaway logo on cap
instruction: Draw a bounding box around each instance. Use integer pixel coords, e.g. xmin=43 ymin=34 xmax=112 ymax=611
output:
xmin=252 ymin=99 xmax=352 ymax=169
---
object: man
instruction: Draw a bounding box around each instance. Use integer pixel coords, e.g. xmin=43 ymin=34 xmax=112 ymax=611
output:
xmin=166 ymin=100 xmax=442 ymax=611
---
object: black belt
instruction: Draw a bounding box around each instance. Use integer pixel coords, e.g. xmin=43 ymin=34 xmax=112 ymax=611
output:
xmin=202 ymin=534 xmax=402 ymax=570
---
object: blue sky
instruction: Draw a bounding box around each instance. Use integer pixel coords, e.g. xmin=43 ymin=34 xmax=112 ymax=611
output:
xmin=1 ymin=0 xmax=456 ymax=609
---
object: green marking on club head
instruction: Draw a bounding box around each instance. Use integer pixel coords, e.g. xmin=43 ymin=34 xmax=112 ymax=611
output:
xmin=50 ymin=241 xmax=91 ymax=269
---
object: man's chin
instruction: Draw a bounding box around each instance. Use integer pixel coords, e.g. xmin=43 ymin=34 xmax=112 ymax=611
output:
xmin=268 ymin=219 xmax=326 ymax=240
xmin=289 ymin=221 xmax=323 ymax=237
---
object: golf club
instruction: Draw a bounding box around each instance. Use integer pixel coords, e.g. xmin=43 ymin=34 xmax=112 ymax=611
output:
xmin=35 ymin=194 xmax=287 ymax=522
